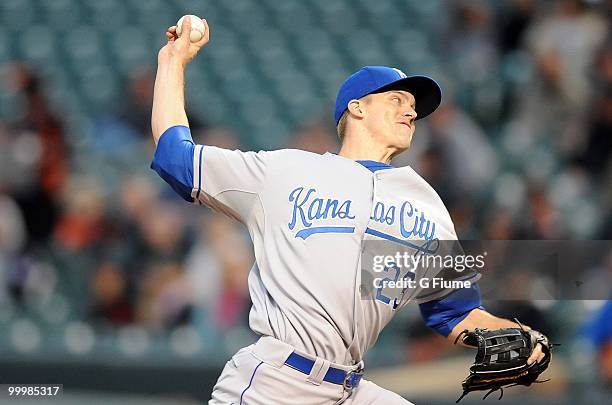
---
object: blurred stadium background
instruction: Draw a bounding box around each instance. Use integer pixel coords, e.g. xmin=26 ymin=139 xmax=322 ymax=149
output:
xmin=0 ymin=0 xmax=611 ymax=403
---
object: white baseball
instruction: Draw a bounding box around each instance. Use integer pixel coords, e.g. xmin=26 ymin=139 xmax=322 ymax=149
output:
xmin=176 ymin=15 xmax=205 ymax=42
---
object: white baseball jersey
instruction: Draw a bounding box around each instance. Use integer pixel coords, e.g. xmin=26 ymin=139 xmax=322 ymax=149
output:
xmin=190 ymin=147 xmax=472 ymax=365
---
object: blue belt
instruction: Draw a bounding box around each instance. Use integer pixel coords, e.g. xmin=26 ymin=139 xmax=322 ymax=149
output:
xmin=284 ymin=352 xmax=363 ymax=389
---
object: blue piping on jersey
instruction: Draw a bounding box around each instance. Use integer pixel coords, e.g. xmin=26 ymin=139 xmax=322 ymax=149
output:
xmin=195 ymin=145 xmax=204 ymax=201
xmin=295 ymin=226 xmax=355 ymax=239
xmin=365 ymin=227 xmax=438 ymax=254
xmin=239 ymin=361 xmax=264 ymax=405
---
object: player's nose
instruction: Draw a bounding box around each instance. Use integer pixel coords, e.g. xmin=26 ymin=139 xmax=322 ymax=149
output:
xmin=403 ymin=109 xmax=417 ymax=121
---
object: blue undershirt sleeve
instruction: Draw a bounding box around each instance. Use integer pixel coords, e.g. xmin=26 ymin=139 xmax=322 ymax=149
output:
xmin=150 ymin=125 xmax=195 ymax=202
xmin=419 ymin=283 xmax=484 ymax=337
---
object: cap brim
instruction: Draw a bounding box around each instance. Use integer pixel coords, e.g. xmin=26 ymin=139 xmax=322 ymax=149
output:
xmin=373 ymin=76 xmax=442 ymax=120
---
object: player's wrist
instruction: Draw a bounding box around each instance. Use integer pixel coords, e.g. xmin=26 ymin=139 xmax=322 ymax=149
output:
xmin=162 ymin=54 xmax=187 ymax=69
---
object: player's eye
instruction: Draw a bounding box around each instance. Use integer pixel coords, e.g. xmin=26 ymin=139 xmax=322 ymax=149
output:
xmin=392 ymin=96 xmax=401 ymax=103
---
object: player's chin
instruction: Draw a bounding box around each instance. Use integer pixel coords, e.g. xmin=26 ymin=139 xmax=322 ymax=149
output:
xmin=398 ymin=124 xmax=414 ymax=140
xmin=394 ymin=131 xmax=414 ymax=149
xmin=391 ymin=139 xmax=412 ymax=154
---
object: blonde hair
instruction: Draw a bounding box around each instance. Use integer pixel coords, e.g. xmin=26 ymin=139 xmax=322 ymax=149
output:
xmin=336 ymin=110 xmax=349 ymax=141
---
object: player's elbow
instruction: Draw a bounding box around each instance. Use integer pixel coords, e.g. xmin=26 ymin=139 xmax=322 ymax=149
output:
xmin=150 ymin=125 xmax=196 ymax=202
xmin=422 ymin=310 xmax=472 ymax=338
xmin=419 ymin=284 xmax=483 ymax=338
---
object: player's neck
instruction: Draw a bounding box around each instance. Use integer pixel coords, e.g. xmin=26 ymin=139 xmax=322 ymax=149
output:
xmin=338 ymin=137 xmax=396 ymax=164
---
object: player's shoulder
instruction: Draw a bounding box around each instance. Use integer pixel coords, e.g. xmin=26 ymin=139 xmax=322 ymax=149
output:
xmin=405 ymin=166 xmax=437 ymax=191
xmin=392 ymin=165 xmax=448 ymax=206
xmin=259 ymin=148 xmax=337 ymax=163
xmin=204 ymin=146 xmax=322 ymax=159
xmin=267 ymin=148 xmax=328 ymax=157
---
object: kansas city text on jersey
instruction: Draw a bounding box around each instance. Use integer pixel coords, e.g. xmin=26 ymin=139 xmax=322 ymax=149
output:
xmin=370 ymin=200 xmax=436 ymax=241
xmin=287 ymin=186 xmax=437 ymax=241
xmin=288 ymin=186 xmax=356 ymax=239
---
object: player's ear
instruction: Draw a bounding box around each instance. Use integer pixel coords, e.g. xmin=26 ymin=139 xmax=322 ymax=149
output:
xmin=347 ymin=99 xmax=365 ymax=119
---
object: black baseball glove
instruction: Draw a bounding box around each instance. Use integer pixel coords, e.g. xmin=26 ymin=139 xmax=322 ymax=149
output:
xmin=455 ymin=322 xmax=553 ymax=402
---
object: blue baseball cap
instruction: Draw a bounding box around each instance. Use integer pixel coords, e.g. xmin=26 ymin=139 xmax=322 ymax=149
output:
xmin=334 ymin=66 xmax=442 ymax=125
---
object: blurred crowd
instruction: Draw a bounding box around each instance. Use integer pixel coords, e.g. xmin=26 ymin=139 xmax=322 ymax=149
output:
xmin=0 ymin=0 xmax=611 ymax=390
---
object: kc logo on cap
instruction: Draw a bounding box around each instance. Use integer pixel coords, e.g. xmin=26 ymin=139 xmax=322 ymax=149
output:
xmin=392 ymin=68 xmax=408 ymax=79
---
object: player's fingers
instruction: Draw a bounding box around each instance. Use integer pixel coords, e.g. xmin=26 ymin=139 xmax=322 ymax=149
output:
xmin=193 ymin=19 xmax=210 ymax=47
xmin=181 ymin=16 xmax=191 ymax=38
xmin=202 ymin=19 xmax=210 ymax=41
xmin=167 ymin=26 xmax=178 ymax=39
xmin=527 ymin=344 xmax=544 ymax=365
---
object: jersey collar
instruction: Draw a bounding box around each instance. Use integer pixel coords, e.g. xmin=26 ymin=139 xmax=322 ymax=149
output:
xmin=355 ymin=160 xmax=394 ymax=172
xmin=323 ymin=152 xmax=397 ymax=173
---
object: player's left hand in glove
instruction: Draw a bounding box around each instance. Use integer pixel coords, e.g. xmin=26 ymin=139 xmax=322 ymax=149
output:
xmin=454 ymin=322 xmax=554 ymax=402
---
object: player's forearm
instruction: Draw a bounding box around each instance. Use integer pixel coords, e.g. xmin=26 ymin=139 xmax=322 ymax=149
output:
xmin=448 ymin=308 xmax=527 ymax=346
xmin=151 ymin=57 xmax=189 ymax=144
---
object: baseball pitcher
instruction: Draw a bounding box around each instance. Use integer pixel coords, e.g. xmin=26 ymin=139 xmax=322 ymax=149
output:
xmin=150 ymin=18 xmax=552 ymax=404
